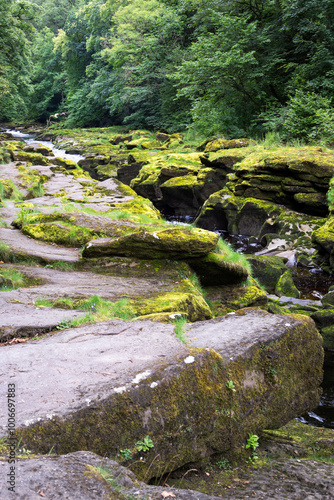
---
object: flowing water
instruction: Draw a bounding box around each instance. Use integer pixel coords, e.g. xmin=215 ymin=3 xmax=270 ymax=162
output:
xmin=5 ymin=128 xmax=84 ymax=163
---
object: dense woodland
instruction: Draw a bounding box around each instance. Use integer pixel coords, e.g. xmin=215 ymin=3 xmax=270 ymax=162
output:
xmin=1 ymin=0 xmax=334 ymax=141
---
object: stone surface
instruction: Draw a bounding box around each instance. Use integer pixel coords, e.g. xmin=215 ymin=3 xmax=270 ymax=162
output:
xmin=0 ymin=309 xmax=323 ymax=480
xmin=0 ymin=297 xmax=85 ymax=340
xmin=82 ymin=226 xmax=219 ymax=259
xmin=0 ymin=451 xmax=224 ymax=500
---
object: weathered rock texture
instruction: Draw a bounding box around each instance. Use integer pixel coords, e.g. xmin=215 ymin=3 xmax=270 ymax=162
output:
xmin=0 ymin=309 xmax=323 ymax=480
xmin=0 ymin=451 xmax=224 ymax=499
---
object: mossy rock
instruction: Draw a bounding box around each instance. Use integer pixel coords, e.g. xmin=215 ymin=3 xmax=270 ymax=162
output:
xmin=196 ymin=193 xmax=282 ymax=235
xmin=293 ymin=192 xmax=328 ymax=215
xmin=311 ymin=217 xmax=334 ymax=270
xmin=200 ymin=150 xmax=249 ymax=171
xmin=0 ymin=146 xmax=13 ymax=163
xmin=141 ymin=140 xmax=166 ymax=150
xmin=187 ymin=252 xmax=249 ymax=286
xmin=322 ymin=291 xmax=334 ymax=307
xmin=311 ymin=308 xmax=334 ymax=329
xmin=114 ymin=198 xmax=162 ymax=220
xmin=0 ymin=180 xmax=18 ymax=199
xmin=23 ymin=143 xmax=53 ymax=156
xmin=205 ymin=277 xmax=267 ymax=314
xmin=246 ymin=255 xmax=287 ymax=294
xmin=12 ymin=151 xmax=51 ymax=166
xmin=109 ymin=134 xmax=133 ymax=145
xmin=275 ymin=270 xmax=300 ymax=298
xmin=135 ymin=290 xmax=212 ymax=322
xmin=21 ymin=222 xmax=99 ymax=247
xmin=320 ymin=325 xmax=334 ymax=350
xmin=82 ymin=226 xmax=219 ymax=259
xmin=53 ymin=157 xmax=78 ymax=170
xmin=204 ymin=138 xmax=253 ymax=153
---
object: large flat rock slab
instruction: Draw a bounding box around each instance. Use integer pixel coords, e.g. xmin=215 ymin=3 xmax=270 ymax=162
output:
xmin=0 ymin=297 xmax=85 ymax=340
xmin=0 ymin=227 xmax=80 ymax=263
xmin=0 ymin=308 xmax=323 ymax=480
xmin=0 ymin=451 xmax=223 ymax=500
xmin=0 ymin=264 xmax=177 ymax=304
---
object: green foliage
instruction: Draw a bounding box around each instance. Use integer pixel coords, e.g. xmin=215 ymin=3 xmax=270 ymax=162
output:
xmin=0 ymin=268 xmax=25 ymax=290
xmin=119 ymin=448 xmax=133 ymax=460
xmin=226 ymin=380 xmax=236 ymax=392
xmin=79 ymin=296 xmax=136 ymax=321
xmin=3 ymin=0 xmax=334 ymax=135
xmin=262 ymin=90 xmax=334 ymax=144
xmin=135 ymin=435 xmax=154 ymax=452
xmin=216 ymin=457 xmax=231 ymax=471
xmin=246 ymin=433 xmax=259 ymax=452
xmin=34 ymin=297 xmax=53 ymax=307
xmin=215 ymin=238 xmax=252 ymax=276
xmin=246 ymin=432 xmax=259 ymax=463
xmin=0 ymin=0 xmax=36 ymax=121
xmin=0 ymin=242 xmax=13 ymax=263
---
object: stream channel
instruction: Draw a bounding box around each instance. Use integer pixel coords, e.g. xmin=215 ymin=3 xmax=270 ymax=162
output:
xmin=6 ymin=128 xmax=334 ymax=430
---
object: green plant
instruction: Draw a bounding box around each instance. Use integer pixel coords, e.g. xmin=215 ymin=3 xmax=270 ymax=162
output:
xmin=119 ymin=448 xmax=133 ymax=460
xmin=216 ymin=457 xmax=231 ymax=471
xmin=226 ymin=380 xmax=236 ymax=392
xmin=215 ymin=238 xmax=252 ymax=276
xmin=0 ymin=268 xmax=25 ymax=290
xmin=0 ymin=242 xmax=12 ymax=262
xmin=246 ymin=433 xmax=259 ymax=452
xmin=56 ymin=319 xmax=71 ymax=330
xmin=135 ymin=435 xmax=154 ymax=452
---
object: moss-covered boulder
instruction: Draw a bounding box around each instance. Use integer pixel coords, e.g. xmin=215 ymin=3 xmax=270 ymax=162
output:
xmin=196 ymin=192 xmax=282 ymax=234
xmin=135 ymin=290 xmax=212 ymax=322
xmin=311 ymin=308 xmax=334 ymax=329
xmin=130 ymin=154 xmax=202 ymax=203
xmin=82 ymin=226 xmax=219 ymax=259
xmin=231 ymin=147 xmax=334 ymax=216
xmin=204 ymin=138 xmax=253 ymax=153
xmin=53 ymin=157 xmax=78 ymax=170
xmin=322 ymin=290 xmax=334 ymax=307
xmin=159 ymin=168 xmax=227 ymax=216
xmin=23 ymin=143 xmax=53 ymax=156
xmin=246 ymin=255 xmax=288 ymax=294
xmin=275 ymin=270 xmax=300 ymax=298
xmin=320 ymin=325 xmax=334 ymax=350
xmin=205 ymin=277 xmax=268 ymax=316
xmin=21 ymin=222 xmax=100 ymax=247
xmin=12 ymin=150 xmax=51 ymax=166
xmin=312 ymin=217 xmax=334 ymax=271
xmin=4 ymin=309 xmax=323 ymax=481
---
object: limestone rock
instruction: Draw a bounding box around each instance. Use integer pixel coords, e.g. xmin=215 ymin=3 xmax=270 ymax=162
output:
xmin=0 ymin=309 xmax=323 ymax=480
xmin=231 ymin=147 xmax=334 ymax=216
xmin=0 ymin=451 xmax=223 ymax=500
xmin=82 ymin=226 xmax=219 ymax=259
xmin=204 ymin=138 xmax=253 ymax=153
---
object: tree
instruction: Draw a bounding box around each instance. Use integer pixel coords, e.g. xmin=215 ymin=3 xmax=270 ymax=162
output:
xmin=0 ymin=0 xmax=36 ymax=121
